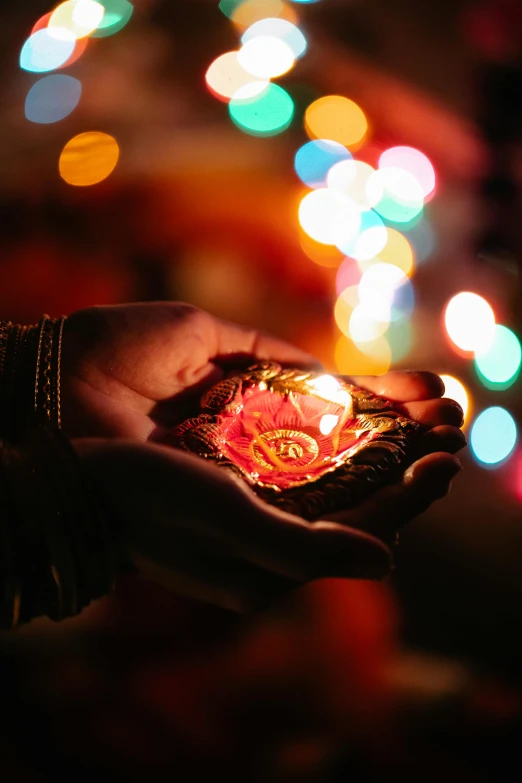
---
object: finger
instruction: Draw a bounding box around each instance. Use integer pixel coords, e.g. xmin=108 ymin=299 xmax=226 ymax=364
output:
xmin=208 ymin=313 xmax=322 ymax=370
xmin=323 ymin=452 xmax=462 ymax=542
xmin=239 ymin=495 xmax=393 ymax=582
xmin=132 ymin=549 xmax=299 ymax=614
xmin=399 ymin=398 xmax=464 ymax=427
xmin=421 ymin=425 xmax=467 ymax=455
xmin=343 ymin=371 xmax=445 ymax=402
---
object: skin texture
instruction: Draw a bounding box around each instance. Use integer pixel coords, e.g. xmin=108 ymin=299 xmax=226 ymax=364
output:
xmin=62 ymin=302 xmax=465 ymax=612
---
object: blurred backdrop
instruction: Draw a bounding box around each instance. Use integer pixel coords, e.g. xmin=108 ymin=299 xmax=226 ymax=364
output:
xmin=0 ymin=1 xmax=522 ymax=781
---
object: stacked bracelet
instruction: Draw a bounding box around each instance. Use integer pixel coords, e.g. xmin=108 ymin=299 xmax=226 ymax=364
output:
xmin=0 ymin=426 xmax=119 ymax=629
xmin=0 ymin=316 xmax=67 ymax=442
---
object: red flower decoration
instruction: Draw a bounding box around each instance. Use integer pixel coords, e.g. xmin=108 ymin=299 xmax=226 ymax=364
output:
xmin=169 ymin=364 xmax=420 ymax=519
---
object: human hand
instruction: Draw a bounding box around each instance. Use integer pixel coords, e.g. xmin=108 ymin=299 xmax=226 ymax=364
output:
xmin=61 ymin=302 xmax=320 ymax=440
xmin=75 ymin=366 xmax=464 ymax=613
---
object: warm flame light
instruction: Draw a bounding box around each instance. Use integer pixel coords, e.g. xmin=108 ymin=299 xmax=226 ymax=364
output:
xmin=319 ymin=414 xmax=340 ymax=436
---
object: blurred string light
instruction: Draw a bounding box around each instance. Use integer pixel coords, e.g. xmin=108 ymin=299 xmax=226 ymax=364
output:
xmin=205 ymin=51 xmax=268 ymax=101
xmin=31 ymin=12 xmax=89 ymax=68
xmin=25 ymin=74 xmax=82 ymax=123
xmin=20 ymin=29 xmax=76 ymax=73
xmin=294 ymin=140 xmax=352 ymax=188
xmin=298 ymin=188 xmax=360 ymax=245
xmin=22 ymin=1 xmax=133 ymax=189
xmin=470 ymin=407 xmax=517 ymax=466
xmin=229 ymin=83 xmax=294 ymax=136
xmin=49 ymin=0 xmax=105 ymax=39
xmin=90 ymin=0 xmax=134 ymax=37
xmin=444 ymin=292 xmax=496 ymax=353
xmin=210 ymin=2 xmax=520 ymax=473
xmin=327 ymin=160 xmax=376 ymax=210
xmin=379 ymin=146 xmax=436 ymax=200
xmin=59 ymin=131 xmax=119 ymax=185
xmin=305 ymin=95 xmax=368 ymax=149
xmin=474 ymin=324 xmax=521 ymax=390
xmin=232 ymin=1 xmax=299 ymax=28
xmin=241 ymin=18 xmax=307 ymax=58
xmin=238 ymin=36 xmax=295 ymax=78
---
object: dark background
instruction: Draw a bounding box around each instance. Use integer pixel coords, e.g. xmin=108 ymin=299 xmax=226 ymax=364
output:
xmin=0 ymin=1 xmax=521 ymax=780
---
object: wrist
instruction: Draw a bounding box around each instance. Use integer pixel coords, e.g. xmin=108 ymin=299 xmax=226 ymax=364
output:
xmin=0 ymin=316 xmax=66 ymax=442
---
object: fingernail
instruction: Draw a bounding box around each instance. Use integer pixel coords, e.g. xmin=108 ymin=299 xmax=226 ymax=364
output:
xmin=446 ymin=402 xmax=465 ymax=427
xmin=404 ymin=457 xmax=462 ymax=486
xmin=424 ymin=429 xmax=467 ymax=453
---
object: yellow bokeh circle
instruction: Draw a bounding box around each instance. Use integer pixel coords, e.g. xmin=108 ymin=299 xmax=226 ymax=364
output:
xmin=305 ymin=95 xmax=368 ymax=149
xmin=59 ymin=131 xmax=120 ymax=186
xmin=335 ymin=334 xmax=392 ymax=375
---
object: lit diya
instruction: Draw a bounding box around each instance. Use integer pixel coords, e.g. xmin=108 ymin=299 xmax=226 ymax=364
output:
xmin=167 ymin=363 xmax=422 ymax=519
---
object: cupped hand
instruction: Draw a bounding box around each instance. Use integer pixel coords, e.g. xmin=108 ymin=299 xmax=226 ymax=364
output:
xmin=74 ymin=364 xmax=464 ymax=613
xmin=62 ymin=302 xmax=320 ymax=440
xmin=64 ymin=302 xmax=465 ymax=611
xmin=62 ymin=303 xmax=464 ymax=454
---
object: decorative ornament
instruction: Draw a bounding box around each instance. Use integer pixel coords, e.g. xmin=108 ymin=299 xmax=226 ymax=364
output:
xmin=167 ymin=363 xmax=421 ymax=519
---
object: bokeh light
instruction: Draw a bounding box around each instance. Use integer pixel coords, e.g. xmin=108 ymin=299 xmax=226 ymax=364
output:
xmin=367 ymin=167 xmax=424 ymax=223
xmin=49 ymin=0 xmax=105 ymax=40
xmin=219 ymin=0 xmax=244 ymax=17
xmin=238 ymin=36 xmax=295 ymax=78
xmin=439 ymin=374 xmax=470 ymax=424
xmin=327 ymin=160 xmax=376 ymax=211
xmin=335 ymin=258 xmax=362 ymax=295
xmin=299 ymin=231 xmax=345 ymax=267
xmin=379 ymin=146 xmax=436 ymax=199
xmin=25 ymin=75 xmax=82 ymax=124
xmin=349 ymin=305 xmax=390 ymax=343
xmin=336 ymin=209 xmax=387 ymax=260
xmin=294 ymin=140 xmax=352 ymax=188
xmin=20 ymin=29 xmax=76 ymax=73
xmin=231 ymin=0 xmax=299 ymax=28
xmin=59 ymin=131 xmax=120 ymax=186
xmin=358 ymin=263 xmax=409 ymax=321
xmin=445 ymin=292 xmax=495 ymax=353
xmin=475 ymin=324 xmax=521 ymax=390
xmin=90 ymin=0 xmax=134 ymax=38
xmin=242 ymin=18 xmax=306 ymax=58
xmin=32 ymin=12 xmax=54 ymax=34
xmin=470 ymin=407 xmax=517 ymax=466
xmin=403 ymin=217 xmax=436 ymax=263
xmin=372 ymin=228 xmax=414 ymax=277
xmin=387 ymin=318 xmax=413 ymax=363
xmin=229 ymin=83 xmax=294 ymax=136
xmin=334 ymin=286 xmax=359 ymax=335
xmin=335 ymin=334 xmax=391 ymax=375
xmin=205 ymin=51 xmax=267 ymax=102
xmin=305 ymin=96 xmax=368 ymax=149
xmin=298 ymin=189 xmax=360 ymax=245
xmin=31 ymin=12 xmax=89 ymax=68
